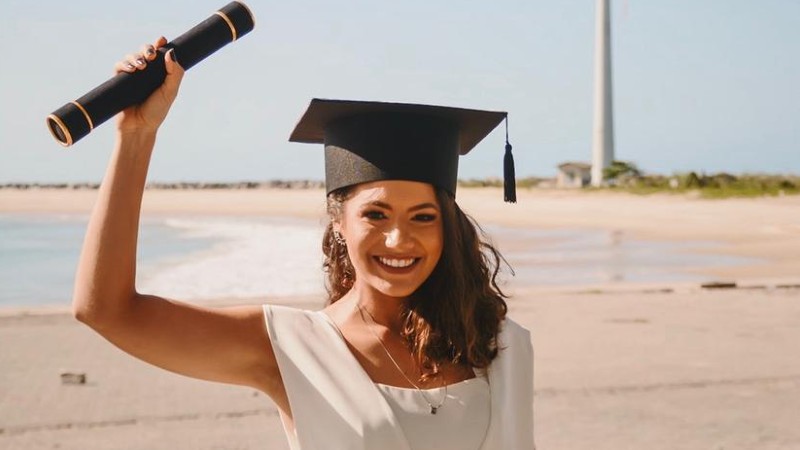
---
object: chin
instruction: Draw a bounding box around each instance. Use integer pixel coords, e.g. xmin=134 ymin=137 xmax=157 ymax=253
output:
xmin=368 ymin=278 xmax=423 ymax=299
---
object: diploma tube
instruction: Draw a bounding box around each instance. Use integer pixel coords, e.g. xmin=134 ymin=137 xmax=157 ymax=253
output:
xmin=46 ymin=1 xmax=255 ymax=147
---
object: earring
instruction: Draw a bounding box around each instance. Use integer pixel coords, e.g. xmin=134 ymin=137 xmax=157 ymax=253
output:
xmin=334 ymin=232 xmax=346 ymax=246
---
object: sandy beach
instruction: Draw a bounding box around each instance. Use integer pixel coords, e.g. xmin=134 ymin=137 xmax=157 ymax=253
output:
xmin=1 ymin=188 xmax=799 ymax=449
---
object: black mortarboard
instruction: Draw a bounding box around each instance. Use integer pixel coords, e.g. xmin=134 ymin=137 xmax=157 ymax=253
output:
xmin=289 ymin=99 xmax=517 ymax=202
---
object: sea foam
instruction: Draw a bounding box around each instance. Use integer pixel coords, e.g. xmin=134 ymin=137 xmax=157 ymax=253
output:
xmin=137 ymin=217 xmax=327 ymax=301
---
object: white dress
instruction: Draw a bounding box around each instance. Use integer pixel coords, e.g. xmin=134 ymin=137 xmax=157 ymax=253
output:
xmin=262 ymin=305 xmax=534 ymax=450
xmin=376 ymin=375 xmax=491 ymax=450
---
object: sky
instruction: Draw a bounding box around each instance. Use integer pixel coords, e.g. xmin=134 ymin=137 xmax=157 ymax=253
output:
xmin=1 ymin=0 xmax=798 ymax=183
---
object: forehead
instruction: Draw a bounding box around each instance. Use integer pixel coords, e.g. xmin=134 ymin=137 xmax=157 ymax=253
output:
xmin=347 ymin=180 xmax=438 ymax=207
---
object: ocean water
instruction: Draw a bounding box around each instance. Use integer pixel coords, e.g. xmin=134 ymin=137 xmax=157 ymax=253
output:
xmin=0 ymin=214 xmax=756 ymax=308
xmin=0 ymin=214 xmax=325 ymax=308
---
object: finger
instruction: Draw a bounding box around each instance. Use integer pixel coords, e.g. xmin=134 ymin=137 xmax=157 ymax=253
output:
xmin=165 ymin=48 xmax=184 ymax=73
xmin=130 ymin=53 xmax=147 ymax=70
xmin=122 ymin=53 xmax=143 ymax=71
xmin=114 ymin=59 xmax=136 ymax=74
xmin=163 ymin=48 xmax=185 ymax=90
xmin=154 ymin=36 xmax=168 ymax=49
xmin=142 ymin=44 xmax=157 ymax=61
xmin=164 ymin=48 xmax=184 ymax=78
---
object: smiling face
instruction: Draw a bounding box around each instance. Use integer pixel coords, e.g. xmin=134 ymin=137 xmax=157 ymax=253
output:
xmin=334 ymin=180 xmax=444 ymax=300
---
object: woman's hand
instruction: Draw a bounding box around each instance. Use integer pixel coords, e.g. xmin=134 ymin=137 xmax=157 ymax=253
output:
xmin=114 ymin=36 xmax=185 ymax=134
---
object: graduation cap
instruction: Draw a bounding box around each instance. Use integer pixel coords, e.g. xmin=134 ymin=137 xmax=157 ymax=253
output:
xmin=289 ymin=99 xmax=517 ymax=203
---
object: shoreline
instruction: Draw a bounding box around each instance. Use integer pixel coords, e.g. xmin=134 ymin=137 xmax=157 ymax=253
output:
xmin=3 ymin=187 xmax=800 ymax=300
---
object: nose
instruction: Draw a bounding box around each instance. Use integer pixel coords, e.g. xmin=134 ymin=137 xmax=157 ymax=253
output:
xmin=384 ymin=225 xmax=413 ymax=251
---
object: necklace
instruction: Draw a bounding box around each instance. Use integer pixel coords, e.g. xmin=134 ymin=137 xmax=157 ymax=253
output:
xmin=357 ymin=302 xmax=448 ymax=414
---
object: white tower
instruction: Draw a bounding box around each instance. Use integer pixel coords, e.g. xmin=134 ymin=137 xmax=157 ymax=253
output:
xmin=591 ymin=0 xmax=615 ymax=186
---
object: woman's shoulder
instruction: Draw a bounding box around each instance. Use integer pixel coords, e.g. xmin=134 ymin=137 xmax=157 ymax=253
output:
xmin=498 ymin=316 xmax=533 ymax=354
xmin=261 ymin=304 xmax=329 ymax=330
xmin=261 ymin=303 xmax=317 ymax=316
xmin=261 ymin=304 xmax=343 ymax=354
xmin=500 ymin=316 xmax=531 ymax=339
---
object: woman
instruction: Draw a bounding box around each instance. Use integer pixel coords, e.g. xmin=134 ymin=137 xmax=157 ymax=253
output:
xmin=73 ymin=38 xmax=534 ymax=449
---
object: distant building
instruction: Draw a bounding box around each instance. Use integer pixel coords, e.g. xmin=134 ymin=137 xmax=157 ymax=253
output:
xmin=557 ymin=162 xmax=592 ymax=188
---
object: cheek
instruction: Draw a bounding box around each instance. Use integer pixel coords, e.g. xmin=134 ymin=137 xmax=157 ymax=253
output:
xmin=423 ymin=225 xmax=444 ymax=265
xmin=344 ymin=226 xmax=379 ymax=261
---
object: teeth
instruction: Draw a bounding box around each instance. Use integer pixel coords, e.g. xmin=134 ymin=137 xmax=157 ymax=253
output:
xmin=378 ymin=257 xmax=416 ymax=268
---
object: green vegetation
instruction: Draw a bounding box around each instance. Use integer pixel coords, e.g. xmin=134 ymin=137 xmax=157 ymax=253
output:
xmin=457 ymin=177 xmax=547 ymax=189
xmin=601 ymin=160 xmax=800 ymax=199
xmin=603 ymin=161 xmax=642 ymax=180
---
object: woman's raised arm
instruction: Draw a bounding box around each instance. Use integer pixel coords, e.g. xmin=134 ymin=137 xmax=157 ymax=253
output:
xmin=72 ymin=37 xmax=282 ymax=398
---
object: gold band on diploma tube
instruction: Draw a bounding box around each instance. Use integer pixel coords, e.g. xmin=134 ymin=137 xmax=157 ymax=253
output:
xmin=71 ymin=101 xmax=94 ymax=130
xmin=46 ymin=114 xmax=73 ymax=147
xmin=215 ymin=11 xmax=237 ymax=41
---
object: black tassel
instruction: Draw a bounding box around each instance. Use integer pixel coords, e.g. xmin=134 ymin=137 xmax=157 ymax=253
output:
xmin=503 ymin=116 xmax=516 ymax=203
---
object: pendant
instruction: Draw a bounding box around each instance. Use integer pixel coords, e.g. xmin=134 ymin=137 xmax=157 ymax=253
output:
xmin=430 ymin=406 xmax=438 ymax=415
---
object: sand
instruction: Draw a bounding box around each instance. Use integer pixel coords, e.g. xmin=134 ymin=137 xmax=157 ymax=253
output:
xmin=1 ymin=187 xmax=799 ymax=449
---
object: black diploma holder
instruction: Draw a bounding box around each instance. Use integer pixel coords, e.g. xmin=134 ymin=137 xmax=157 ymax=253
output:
xmin=46 ymin=1 xmax=255 ymax=147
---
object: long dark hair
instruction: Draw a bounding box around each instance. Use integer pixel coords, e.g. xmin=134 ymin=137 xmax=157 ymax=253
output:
xmin=322 ymin=186 xmax=510 ymax=378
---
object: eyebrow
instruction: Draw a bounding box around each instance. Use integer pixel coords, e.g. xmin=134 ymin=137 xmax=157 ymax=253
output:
xmin=367 ymin=201 xmax=439 ymax=212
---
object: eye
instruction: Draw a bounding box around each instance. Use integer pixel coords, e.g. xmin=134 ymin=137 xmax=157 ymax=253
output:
xmin=362 ymin=210 xmax=387 ymax=220
xmin=413 ymin=213 xmax=438 ymax=222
